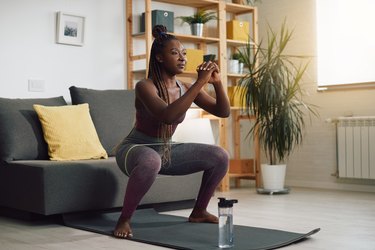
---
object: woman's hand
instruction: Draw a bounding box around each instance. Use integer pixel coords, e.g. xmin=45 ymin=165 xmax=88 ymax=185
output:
xmin=208 ymin=62 xmax=221 ymax=85
xmin=191 ymin=61 xmax=230 ymax=118
xmin=196 ymin=61 xmax=216 ymax=85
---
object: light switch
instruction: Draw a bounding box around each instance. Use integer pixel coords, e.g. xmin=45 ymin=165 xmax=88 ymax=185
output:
xmin=28 ymin=79 xmax=45 ymax=92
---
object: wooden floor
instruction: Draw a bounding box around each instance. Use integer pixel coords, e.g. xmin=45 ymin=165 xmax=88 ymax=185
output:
xmin=1 ymin=187 xmax=375 ymax=250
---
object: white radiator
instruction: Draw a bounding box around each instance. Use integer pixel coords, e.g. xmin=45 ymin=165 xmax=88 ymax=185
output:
xmin=337 ymin=117 xmax=375 ymax=179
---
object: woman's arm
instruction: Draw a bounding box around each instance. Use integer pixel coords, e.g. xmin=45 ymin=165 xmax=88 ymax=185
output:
xmin=135 ymin=63 xmax=214 ymax=124
xmin=191 ymin=63 xmax=230 ymax=118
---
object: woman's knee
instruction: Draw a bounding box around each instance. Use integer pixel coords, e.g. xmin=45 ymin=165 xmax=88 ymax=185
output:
xmin=142 ymin=153 xmax=162 ymax=173
xmin=212 ymin=146 xmax=229 ymax=172
xmin=128 ymin=147 xmax=162 ymax=175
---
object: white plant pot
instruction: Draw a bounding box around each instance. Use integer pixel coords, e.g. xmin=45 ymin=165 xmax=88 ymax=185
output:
xmin=238 ymin=62 xmax=244 ymax=74
xmin=261 ymin=164 xmax=286 ymax=190
xmin=190 ymin=23 xmax=203 ymax=37
xmin=228 ymin=59 xmax=239 ymax=74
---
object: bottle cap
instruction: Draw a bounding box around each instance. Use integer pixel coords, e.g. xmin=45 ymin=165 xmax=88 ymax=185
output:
xmin=218 ymin=197 xmax=238 ymax=208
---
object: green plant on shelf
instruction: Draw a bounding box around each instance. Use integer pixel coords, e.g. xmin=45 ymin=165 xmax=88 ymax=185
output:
xmin=233 ymin=0 xmax=262 ymax=6
xmin=176 ymin=9 xmax=217 ymax=25
xmin=231 ymin=52 xmax=244 ymax=63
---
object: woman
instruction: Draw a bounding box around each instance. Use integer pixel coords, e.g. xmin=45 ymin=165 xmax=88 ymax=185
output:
xmin=114 ymin=25 xmax=230 ymax=238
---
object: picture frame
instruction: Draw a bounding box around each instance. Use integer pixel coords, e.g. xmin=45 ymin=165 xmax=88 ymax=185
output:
xmin=56 ymin=12 xmax=85 ymax=46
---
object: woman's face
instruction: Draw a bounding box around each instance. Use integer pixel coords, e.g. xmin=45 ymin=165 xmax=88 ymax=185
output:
xmin=157 ymin=39 xmax=187 ymax=75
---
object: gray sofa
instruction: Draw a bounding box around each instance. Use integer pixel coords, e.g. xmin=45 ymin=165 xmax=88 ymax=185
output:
xmin=0 ymin=86 xmax=202 ymax=216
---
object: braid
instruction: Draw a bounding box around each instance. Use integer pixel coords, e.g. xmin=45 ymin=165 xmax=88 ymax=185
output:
xmin=148 ymin=25 xmax=178 ymax=165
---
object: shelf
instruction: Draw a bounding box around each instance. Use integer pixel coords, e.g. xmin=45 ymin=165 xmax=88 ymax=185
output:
xmin=172 ymin=33 xmax=220 ymax=44
xmin=225 ymin=3 xmax=256 ymax=15
xmin=132 ymin=69 xmax=146 ymax=74
xmin=131 ymin=69 xmax=197 ymax=78
xmin=132 ymin=33 xmax=146 ymax=38
xmin=153 ymin=0 xmax=219 ymax=8
xmin=152 ymin=0 xmax=256 ymax=14
xmin=227 ymin=39 xmax=255 ymax=47
xmin=131 ymin=54 xmax=146 ymax=61
xmin=133 ymin=32 xmax=220 ymax=44
xmin=227 ymin=73 xmax=246 ymax=78
xmin=228 ymin=173 xmax=256 ymax=178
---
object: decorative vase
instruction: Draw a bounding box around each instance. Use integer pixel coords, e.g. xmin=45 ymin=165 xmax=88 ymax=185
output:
xmin=190 ymin=23 xmax=203 ymax=37
xmin=261 ymin=164 xmax=286 ymax=190
xmin=228 ymin=59 xmax=239 ymax=74
xmin=238 ymin=62 xmax=244 ymax=74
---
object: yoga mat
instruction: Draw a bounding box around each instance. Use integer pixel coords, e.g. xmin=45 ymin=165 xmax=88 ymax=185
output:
xmin=62 ymin=209 xmax=320 ymax=250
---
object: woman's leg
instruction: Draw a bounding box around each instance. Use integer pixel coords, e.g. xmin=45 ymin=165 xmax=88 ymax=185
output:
xmin=160 ymin=143 xmax=229 ymax=223
xmin=114 ymin=146 xmax=161 ymax=238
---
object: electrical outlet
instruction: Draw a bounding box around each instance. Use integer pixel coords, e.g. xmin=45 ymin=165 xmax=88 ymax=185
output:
xmin=28 ymin=79 xmax=45 ymax=92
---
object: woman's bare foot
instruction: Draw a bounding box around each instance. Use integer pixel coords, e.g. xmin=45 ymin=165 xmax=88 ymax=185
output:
xmin=188 ymin=209 xmax=218 ymax=224
xmin=113 ymin=216 xmax=133 ymax=238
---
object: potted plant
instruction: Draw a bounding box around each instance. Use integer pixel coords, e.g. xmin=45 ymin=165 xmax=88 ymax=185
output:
xmin=232 ymin=0 xmax=262 ymax=6
xmin=235 ymin=52 xmax=246 ymax=74
xmin=228 ymin=53 xmax=240 ymax=74
xmin=176 ymin=10 xmax=217 ymax=37
xmin=237 ymin=21 xmax=318 ymax=191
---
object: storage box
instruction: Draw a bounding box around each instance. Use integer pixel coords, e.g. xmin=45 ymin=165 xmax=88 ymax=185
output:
xmin=227 ymin=86 xmax=246 ymax=107
xmin=185 ymin=49 xmax=204 ymax=72
xmin=227 ymin=20 xmax=249 ymax=41
xmin=229 ymin=159 xmax=254 ymax=174
xmin=140 ymin=10 xmax=174 ymax=33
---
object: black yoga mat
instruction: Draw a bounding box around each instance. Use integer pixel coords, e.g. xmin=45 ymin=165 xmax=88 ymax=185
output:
xmin=62 ymin=208 xmax=320 ymax=250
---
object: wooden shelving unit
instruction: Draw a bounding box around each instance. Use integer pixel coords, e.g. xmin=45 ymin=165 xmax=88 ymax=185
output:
xmin=125 ymin=0 xmax=260 ymax=191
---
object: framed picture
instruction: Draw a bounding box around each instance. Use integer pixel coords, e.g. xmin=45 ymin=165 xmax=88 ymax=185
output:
xmin=56 ymin=12 xmax=85 ymax=46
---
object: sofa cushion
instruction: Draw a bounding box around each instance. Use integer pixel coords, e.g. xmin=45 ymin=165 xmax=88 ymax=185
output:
xmin=69 ymin=86 xmax=136 ymax=156
xmin=0 ymin=157 xmax=202 ymax=215
xmin=0 ymin=96 xmax=67 ymax=161
xmin=33 ymin=103 xmax=108 ymax=161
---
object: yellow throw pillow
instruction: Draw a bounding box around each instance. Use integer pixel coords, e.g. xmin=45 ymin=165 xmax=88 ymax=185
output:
xmin=33 ymin=103 xmax=108 ymax=161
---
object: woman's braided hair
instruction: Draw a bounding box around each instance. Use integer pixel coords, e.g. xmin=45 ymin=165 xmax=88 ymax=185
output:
xmin=149 ymin=25 xmax=178 ymax=165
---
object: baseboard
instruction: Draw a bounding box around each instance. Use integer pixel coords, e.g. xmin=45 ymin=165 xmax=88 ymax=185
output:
xmin=286 ymin=180 xmax=375 ymax=193
xmin=0 ymin=206 xmax=62 ymax=223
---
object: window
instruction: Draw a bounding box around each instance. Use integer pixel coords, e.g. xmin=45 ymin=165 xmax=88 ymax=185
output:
xmin=316 ymin=0 xmax=375 ymax=88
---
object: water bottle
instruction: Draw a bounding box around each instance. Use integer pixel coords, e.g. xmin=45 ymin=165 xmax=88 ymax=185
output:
xmin=218 ymin=197 xmax=238 ymax=248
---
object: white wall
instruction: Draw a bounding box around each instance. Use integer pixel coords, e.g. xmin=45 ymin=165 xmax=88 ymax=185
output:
xmin=0 ymin=0 xmax=125 ymax=101
xmin=256 ymin=0 xmax=375 ymax=192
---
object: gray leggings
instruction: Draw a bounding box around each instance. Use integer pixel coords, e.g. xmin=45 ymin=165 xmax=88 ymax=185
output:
xmin=116 ymin=128 xmax=229 ymax=220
